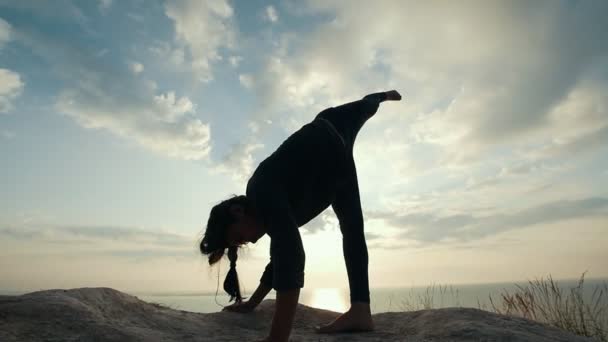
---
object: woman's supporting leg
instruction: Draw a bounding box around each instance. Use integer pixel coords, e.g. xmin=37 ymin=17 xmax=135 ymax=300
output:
xmin=316 ymin=154 xmax=374 ymax=334
xmin=315 ymin=90 xmax=401 ymax=334
xmin=333 ymin=155 xmax=370 ymax=304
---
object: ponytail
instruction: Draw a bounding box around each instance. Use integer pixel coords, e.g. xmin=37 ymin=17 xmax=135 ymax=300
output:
xmin=200 ymin=194 xmax=253 ymax=304
xmin=223 ymin=246 xmax=245 ymax=303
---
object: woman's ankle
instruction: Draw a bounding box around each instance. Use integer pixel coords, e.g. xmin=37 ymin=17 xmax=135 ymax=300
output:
xmin=350 ymin=301 xmax=371 ymax=314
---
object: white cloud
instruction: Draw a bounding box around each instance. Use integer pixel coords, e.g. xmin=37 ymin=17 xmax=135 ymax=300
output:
xmin=149 ymin=42 xmax=185 ymax=67
xmin=229 ymin=55 xmax=243 ymax=68
xmin=0 ymin=18 xmax=11 ymax=46
xmin=127 ymin=13 xmax=144 ymax=23
xmin=5 ymin=17 xmax=212 ymax=161
xmin=265 ymin=5 xmax=279 ymax=23
xmin=210 ymin=141 xmax=264 ymax=183
xmin=248 ymin=120 xmax=260 ymax=134
xmin=239 ymin=73 xmax=254 ymax=89
xmin=164 ymin=0 xmax=236 ymax=82
xmin=56 ymin=86 xmax=211 ymax=160
xmin=98 ymin=0 xmax=112 ymax=13
xmin=153 ymin=91 xmax=195 ymax=122
xmin=1 ymin=130 xmax=15 ymax=139
xmin=129 ymin=61 xmax=144 ymax=74
xmin=95 ymin=48 xmax=109 ymax=58
xmin=0 ymin=20 xmax=23 ymax=113
xmin=0 ymin=69 xmax=24 ymax=113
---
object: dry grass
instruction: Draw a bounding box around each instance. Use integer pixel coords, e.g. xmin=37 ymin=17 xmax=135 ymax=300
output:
xmin=395 ymin=283 xmax=462 ymax=311
xmin=394 ymin=272 xmax=607 ymax=341
xmin=487 ymin=272 xmax=607 ymax=342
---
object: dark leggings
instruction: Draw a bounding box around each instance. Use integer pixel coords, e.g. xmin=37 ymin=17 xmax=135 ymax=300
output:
xmin=313 ymin=92 xmax=386 ymax=303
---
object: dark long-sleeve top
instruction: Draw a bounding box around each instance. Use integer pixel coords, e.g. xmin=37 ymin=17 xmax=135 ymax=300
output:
xmin=245 ymin=115 xmax=348 ymax=291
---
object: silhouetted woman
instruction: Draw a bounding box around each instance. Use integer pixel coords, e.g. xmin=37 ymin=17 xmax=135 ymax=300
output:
xmin=200 ymin=90 xmax=402 ymax=342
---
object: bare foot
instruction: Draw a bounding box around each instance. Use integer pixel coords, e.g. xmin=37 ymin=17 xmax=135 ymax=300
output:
xmin=385 ymin=89 xmax=402 ymax=101
xmin=315 ymin=303 xmax=374 ymax=334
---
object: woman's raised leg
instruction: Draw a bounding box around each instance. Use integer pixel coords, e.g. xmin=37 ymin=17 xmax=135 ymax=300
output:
xmin=315 ymin=90 xmax=401 ymax=152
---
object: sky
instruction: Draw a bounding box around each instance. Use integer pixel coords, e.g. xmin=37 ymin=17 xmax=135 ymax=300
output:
xmin=0 ymin=0 xmax=607 ymax=294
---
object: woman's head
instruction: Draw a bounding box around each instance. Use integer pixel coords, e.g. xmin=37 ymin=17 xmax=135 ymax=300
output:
xmin=200 ymin=195 xmax=264 ymax=303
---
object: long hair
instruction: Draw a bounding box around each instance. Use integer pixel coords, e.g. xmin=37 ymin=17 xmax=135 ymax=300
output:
xmin=200 ymin=195 xmax=252 ymax=303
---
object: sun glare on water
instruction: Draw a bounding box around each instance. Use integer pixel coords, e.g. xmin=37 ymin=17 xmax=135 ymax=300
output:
xmin=304 ymin=288 xmax=349 ymax=313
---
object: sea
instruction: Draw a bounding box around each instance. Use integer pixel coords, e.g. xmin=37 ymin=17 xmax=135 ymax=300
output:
xmin=130 ymin=277 xmax=608 ymax=314
xmin=3 ymin=278 xmax=606 ymax=314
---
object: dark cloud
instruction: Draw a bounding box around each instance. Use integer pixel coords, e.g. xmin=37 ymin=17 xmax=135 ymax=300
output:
xmin=536 ymin=125 xmax=608 ymax=160
xmin=0 ymin=224 xmax=195 ymax=246
xmin=436 ymin=1 xmax=608 ymax=145
xmin=301 ymin=210 xmax=334 ymax=235
xmin=364 ymin=232 xmax=382 ymax=240
xmin=0 ymin=0 xmax=89 ymax=24
xmin=367 ymin=242 xmax=407 ymax=250
xmin=0 ymin=224 xmax=200 ymax=261
xmin=95 ymin=248 xmax=197 ymax=260
xmin=372 ymin=197 xmax=608 ymax=244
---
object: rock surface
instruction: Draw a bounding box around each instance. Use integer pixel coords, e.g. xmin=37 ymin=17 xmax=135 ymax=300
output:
xmin=0 ymin=287 xmax=592 ymax=341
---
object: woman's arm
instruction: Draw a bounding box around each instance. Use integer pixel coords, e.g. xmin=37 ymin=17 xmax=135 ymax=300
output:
xmin=223 ymin=263 xmax=273 ymax=313
xmin=249 ymin=281 xmax=272 ymax=306
xmin=267 ymin=288 xmax=300 ymax=342
xmin=223 ymin=280 xmax=272 ymax=313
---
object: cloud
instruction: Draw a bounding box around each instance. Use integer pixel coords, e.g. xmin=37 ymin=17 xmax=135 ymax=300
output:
xmin=0 ymin=19 xmax=24 ymax=113
xmin=152 ymin=91 xmax=195 ymax=122
xmin=164 ymin=0 xmax=236 ymax=82
xmin=1 ymin=129 xmax=15 ymax=139
xmin=370 ymin=197 xmax=608 ymax=245
xmin=148 ymin=41 xmax=185 ymax=67
xmin=55 ymin=75 xmax=211 ymax=160
xmin=247 ymin=1 xmax=608 ymax=156
xmin=0 ymin=224 xmax=198 ymax=260
xmin=127 ymin=12 xmax=144 ymax=23
xmin=364 ymin=232 xmax=382 ymax=240
xmin=0 ymin=224 xmax=190 ymax=244
xmin=390 ymin=1 xmax=608 ymax=161
xmin=8 ymin=17 xmax=212 ymax=160
xmin=210 ymin=141 xmax=264 ymax=183
xmin=98 ymin=0 xmax=112 ymax=13
xmin=0 ymin=0 xmax=89 ymax=27
xmin=0 ymin=17 xmax=10 ymax=46
xmin=367 ymin=242 xmax=407 ymax=250
xmin=129 ymin=61 xmax=144 ymax=74
xmin=265 ymin=5 xmax=279 ymax=23
xmin=525 ymin=80 xmax=608 ymax=160
xmin=301 ymin=210 xmax=339 ymax=234
xmin=229 ymin=55 xmax=243 ymax=68
xmin=0 ymin=69 xmax=24 ymax=113
xmin=236 ymin=1 xmax=608 ymax=232
xmin=239 ymin=74 xmax=253 ymax=89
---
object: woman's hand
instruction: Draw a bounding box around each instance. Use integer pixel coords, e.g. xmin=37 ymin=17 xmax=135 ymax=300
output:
xmin=222 ymin=300 xmax=257 ymax=313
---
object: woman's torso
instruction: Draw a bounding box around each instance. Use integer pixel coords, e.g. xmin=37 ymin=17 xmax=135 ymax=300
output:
xmin=246 ymin=118 xmax=347 ymax=227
